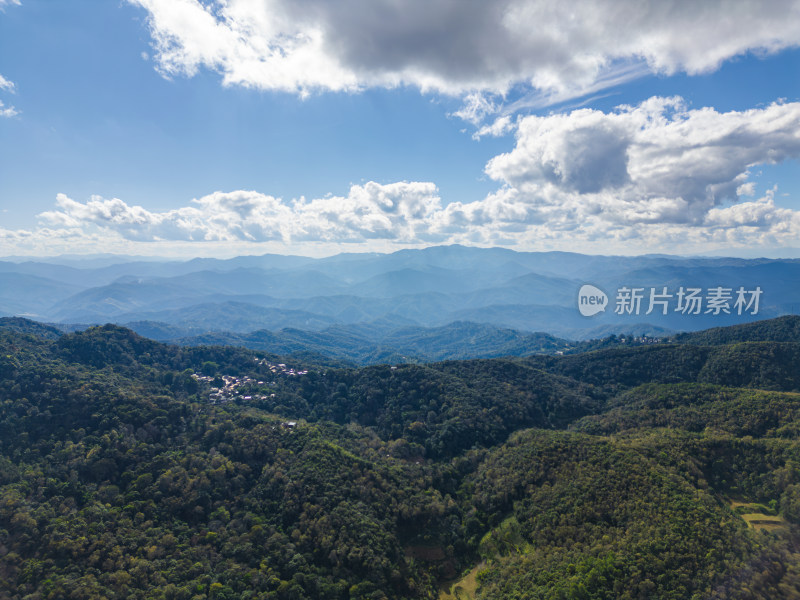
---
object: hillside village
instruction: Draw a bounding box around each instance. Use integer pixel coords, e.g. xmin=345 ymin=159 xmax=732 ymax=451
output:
xmin=192 ymin=357 xmax=308 ymax=404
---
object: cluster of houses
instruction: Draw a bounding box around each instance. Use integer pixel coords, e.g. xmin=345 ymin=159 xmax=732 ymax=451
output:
xmin=191 ymin=356 xmax=309 ymax=405
xmin=254 ymin=357 xmax=308 ymax=377
xmin=193 ymin=373 xmax=272 ymax=404
xmin=620 ymin=334 xmax=665 ymax=345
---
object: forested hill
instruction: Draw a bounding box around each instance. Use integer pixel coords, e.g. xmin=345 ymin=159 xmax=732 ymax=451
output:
xmin=565 ymin=314 xmax=800 ymax=354
xmin=672 ymin=314 xmax=800 ymax=345
xmin=2 ymin=317 xmax=800 ymax=598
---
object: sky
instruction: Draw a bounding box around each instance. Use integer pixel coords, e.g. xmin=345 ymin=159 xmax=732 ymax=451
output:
xmin=1 ymin=0 xmax=799 ymax=259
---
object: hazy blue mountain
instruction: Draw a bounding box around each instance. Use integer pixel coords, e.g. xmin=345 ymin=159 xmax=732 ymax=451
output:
xmin=168 ymin=319 xmax=573 ymax=365
xmin=448 ymin=303 xmax=583 ymax=335
xmin=46 ymin=278 xmax=207 ymax=322
xmin=599 ymin=261 xmax=800 ymax=294
xmin=0 ymin=272 xmax=83 ymax=317
xmin=0 ymin=260 xmax=95 ymax=285
xmin=121 ymin=301 xmax=339 ymax=333
xmin=456 ymin=271 xmax=581 ymax=309
xmin=348 ymin=267 xmax=490 ymax=297
xmin=1 ymin=257 xmax=213 ymax=288
xmin=112 ymin=295 xmax=423 ymax=329
xmin=380 ymin=321 xmax=571 ymax=360
xmin=325 ymin=313 xmax=420 ymax=336
xmin=267 ymin=295 xmax=394 ymax=323
xmin=3 ymin=246 xmax=798 ymax=342
xmin=47 ymin=268 xmax=348 ymax=322
xmin=0 ymin=255 xmax=326 ymax=311
xmin=119 ymin=320 xmax=207 ymax=341
xmin=180 ymin=252 xmax=316 ymax=272
xmin=160 ymin=267 xmax=347 ymax=297
xmin=171 ymin=326 xmax=378 ymax=363
xmin=0 ymin=253 xmax=172 ymax=268
xmin=313 ymin=246 xmax=534 ymax=285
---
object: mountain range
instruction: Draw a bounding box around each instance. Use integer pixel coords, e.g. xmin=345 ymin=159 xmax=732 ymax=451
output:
xmin=2 ymin=245 xmax=798 ymax=354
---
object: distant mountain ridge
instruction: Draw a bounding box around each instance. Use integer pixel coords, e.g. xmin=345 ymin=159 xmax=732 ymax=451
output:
xmin=5 ymin=315 xmax=800 ymax=368
xmin=2 ymin=245 xmax=797 ymax=340
xmin=167 ymin=320 xmax=573 ymax=365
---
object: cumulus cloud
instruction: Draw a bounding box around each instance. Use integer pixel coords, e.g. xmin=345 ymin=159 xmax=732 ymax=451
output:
xmin=37 ymin=182 xmax=446 ymax=245
xmin=484 ymin=97 xmax=800 ymax=226
xmin=128 ymin=0 xmax=800 ymax=107
xmin=128 ymin=0 xmax=359 ymax=95
xmin=426 ymin=96 xmax=800 ymax=251
xmin=17 ymin=96 xmax=800 ymax=255
xmin=705 ymin=187 xmax=800 ymax=229
xmin=38 ymin=192 xmax=293 ymax=242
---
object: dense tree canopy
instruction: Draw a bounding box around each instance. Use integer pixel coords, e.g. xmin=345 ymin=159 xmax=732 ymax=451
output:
xmin=2 ymin=318 xmax=800 ymax=598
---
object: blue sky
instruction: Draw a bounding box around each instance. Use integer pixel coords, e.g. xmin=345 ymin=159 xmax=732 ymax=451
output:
xmin=1 ymin=0 xmax=799 ymax=258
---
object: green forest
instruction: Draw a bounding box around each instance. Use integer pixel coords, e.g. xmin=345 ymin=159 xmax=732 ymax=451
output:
xmin=2 ymin=316 xmax=800 ymax=599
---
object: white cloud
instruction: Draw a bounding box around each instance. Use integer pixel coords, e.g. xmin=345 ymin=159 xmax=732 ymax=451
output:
xmin=0 ymin=100 xmax=17 ymax=118
xmin=10 ymin=97 xmax=800 ymax=256
xmin=38 ymin=191 xmax=291 ymax=242
xmin=0 ymin=74 xmax=15 ymax=93
xmin=128 ymin=0 xmax=359 ymax=96
xmin=705 ymin=187 xmax=799 ymax=229
xmin=37 ymin=182 xmax=446 ymax=245
xmin=293 ymin=181 xmax=445 ymax=242
xmin=0 ymin=0 xmax=21 ymax=8
xmin=473 ymin=116 xmax=516 ymax=140
xmin=736 ymin=182 xmax=757 ymax=197
xmin=128 ymin=0 xmax=800 ymax=108
xmin=0 ymin=74 xmax=17 ymax=117
xmin=429 ymin=97 xmax=800 ymax=251
xmin=484 ymin=97 xmax=800 ymax=225
xmin=451 ymin=93 xmax=500 ymax=126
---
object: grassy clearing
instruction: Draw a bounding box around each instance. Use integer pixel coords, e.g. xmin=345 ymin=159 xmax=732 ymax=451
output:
xmin=729 ymin=500 xmax=788 ymax=532
xmin=439 ymin=562 xmax=485 ymax=600
xmin=741 ymin=513 xmax=788 ymax=531
xmin=439 ymin=515 xmax=531 ymax=599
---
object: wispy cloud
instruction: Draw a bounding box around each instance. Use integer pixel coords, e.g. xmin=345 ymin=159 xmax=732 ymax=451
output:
xmin=498 ymin=61 xmax=652 ymax=117
xmin=0 ymin=71 xmax=17 ymax=118
xmin=0 ymin=74 xmax=17 ymax=117
xmin=0 ymin=74 xmax=15 ymax=93
xmin=0 ymin=101 xmax=18 ymax=118
xmin=129 ymin=0 xmax=800 ymax=118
